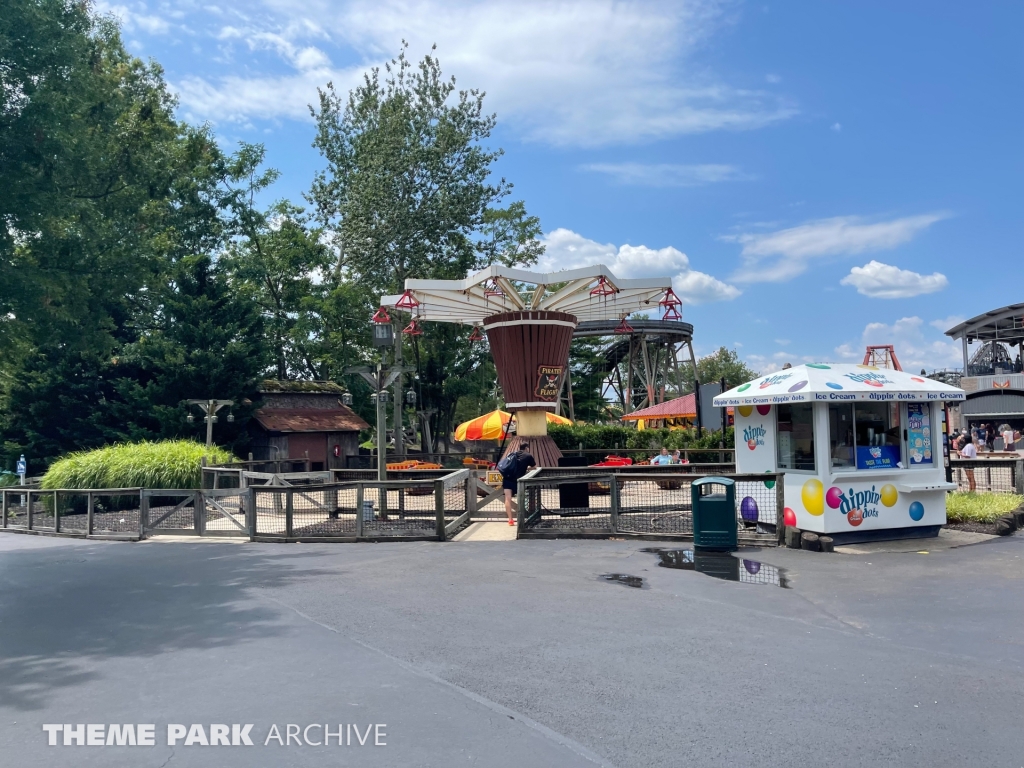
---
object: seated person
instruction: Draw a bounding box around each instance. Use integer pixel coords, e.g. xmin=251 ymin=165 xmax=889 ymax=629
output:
xmin=650 ymin=448 xmax=672 ymax=465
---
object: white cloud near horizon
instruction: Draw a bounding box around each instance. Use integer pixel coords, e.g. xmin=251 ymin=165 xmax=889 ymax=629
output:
xmin=582 ymin=162 xmax=750 ymax=187
xmin=840 ymin=260 xmax=948 ymax=299
xmin=537 ymin=228 xmax=740 ymax=305
xmin=834 ymin=316 xmax=961 ymax=372
xmin=726 ymin=212 xmax=948 ymax=283
xmin=156 ymin=0 xmax=799 ymax=146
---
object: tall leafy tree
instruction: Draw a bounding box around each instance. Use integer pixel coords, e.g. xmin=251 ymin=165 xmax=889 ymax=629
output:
xmin=309 ymin=43 xmax=543 ymax=440
xmin=684 ymin=347 xmax=760 ymax=392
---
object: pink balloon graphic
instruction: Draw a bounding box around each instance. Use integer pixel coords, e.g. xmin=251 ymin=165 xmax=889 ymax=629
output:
xmin=825 ymin=487 xmax=843 ymax=509
xmin=756 ymin=404 xmax=771 ymax=415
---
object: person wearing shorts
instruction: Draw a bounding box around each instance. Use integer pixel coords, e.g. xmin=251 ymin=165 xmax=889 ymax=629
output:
xmin=502 ymin=441 xmax=536 ymax=526
xmin=959 ymin=437 xmax=977 ymax=491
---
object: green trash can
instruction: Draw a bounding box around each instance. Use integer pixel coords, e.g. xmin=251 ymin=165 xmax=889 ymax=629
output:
xmin=691 ymin=477 xmax=737 ymax=552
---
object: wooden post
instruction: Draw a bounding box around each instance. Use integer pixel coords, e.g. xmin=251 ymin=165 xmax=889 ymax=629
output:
xmin=609 ymin=476 xmax=620 ymax=533
xmin=1 ymin=490 xmax=7 ymax=529
xmin=247 ymin=488 xmax=257 ymax=539
xmin=139 ymin=490 xmax=147 ymax=539
xmin=285 ymin=489 xmax=294 ymax=539
xmin=87 ymin=492 xmax=94 ymax=536
xmin=53 ymin=491 xmax=61 ymax=533
xmin=467 ymin=474 xmax=478 ymax=517
xmin=356 ymin=485 xmax=364 ymax=539
xmin=26 ymin=490 xmax=33 ymax=530
xmin=435 ymin=479 xmax=446 ymax=540
xmin=196 ymin=491 xmax=206 ymax=536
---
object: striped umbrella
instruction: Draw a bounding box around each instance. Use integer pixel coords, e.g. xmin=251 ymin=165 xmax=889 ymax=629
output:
xmin=454 ymin=409 xmax=572 ymax=441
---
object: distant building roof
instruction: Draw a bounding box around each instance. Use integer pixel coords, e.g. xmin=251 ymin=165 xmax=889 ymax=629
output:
xmin=258 ymin=380 xmax=347 ymax=395
xmin=253 ymin=407 xmax=369 ymax=433
xmin=620 ymin=393 xmax=734 ymax=421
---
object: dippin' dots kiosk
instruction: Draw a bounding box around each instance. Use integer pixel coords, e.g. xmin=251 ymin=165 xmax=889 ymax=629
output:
xmin=713 ymin=364 xmax=966 ymax=543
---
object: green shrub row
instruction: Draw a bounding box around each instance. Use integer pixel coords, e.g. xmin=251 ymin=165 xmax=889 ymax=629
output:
xmin=41 ymin=440 xmax=234 ymax=491
xmin=549 ymin=424 xmax=734 ymax=452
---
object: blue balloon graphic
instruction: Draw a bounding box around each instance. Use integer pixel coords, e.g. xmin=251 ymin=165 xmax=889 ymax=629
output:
xmin=826 ymin=382 xmax=844 ymax=390
xmin=908 ymin=501 xmax=925 ymax=521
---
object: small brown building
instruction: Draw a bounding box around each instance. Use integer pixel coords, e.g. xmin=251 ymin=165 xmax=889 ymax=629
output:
xmin=250 ymin=381 xmax=369 ymax=470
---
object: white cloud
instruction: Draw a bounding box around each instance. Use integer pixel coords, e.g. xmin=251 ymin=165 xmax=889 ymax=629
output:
xmin=582 ymin=162 xmax=750 ymax=187
xmin=835 ymin=316 xmax=961 ymax=372
xmin=726 ymin=213 xmax=948 ymax=283
xmin=774 ymin=339 xmax=790 ymax=346
xmin=95 ymin=1 xmax=172 ymax=34
xmin=170 ymin=0 xmax=798 ymax=145
xmin=831 ymin=122 xmax=841 ymax=132
xmin=840 ymin=260 xmax=948 ymax=299
xmin=537 ymin=228 xmax=740 ymax=305
xmin=765 ymin=74 xmax=781 ymax=84
xmin=930 ymin=315 xmax=965 ymax=333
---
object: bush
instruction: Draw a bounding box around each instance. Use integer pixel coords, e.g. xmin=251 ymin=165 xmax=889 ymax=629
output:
xmin=0 ymin=471 xmax=17 ymax=488
xmin=549 ymin=424 xmax=734 ymax=452
xmin=41 ymin=440 xmax=234 ymax=491
xmin=946 ymin=492 xmax=1023 ymax=523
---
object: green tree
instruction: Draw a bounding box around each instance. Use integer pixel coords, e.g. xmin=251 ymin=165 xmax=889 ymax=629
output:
xmin=309 ymin=42 xmax=513 ymax=297
xmin=684 ymin=347 xmax=759 ymax=392
xmin=476 ymin=201 xmax=544 ymax=268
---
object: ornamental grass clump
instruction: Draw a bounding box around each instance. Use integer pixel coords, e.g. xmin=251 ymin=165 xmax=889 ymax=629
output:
xmin=946 ymin=492 xmax=1023 ymax=524
xmin=41 ymin=441 xmax=234 ymax=491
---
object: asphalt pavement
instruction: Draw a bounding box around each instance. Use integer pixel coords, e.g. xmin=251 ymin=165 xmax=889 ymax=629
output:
xmin=0 ymin=531 xmax=1022 ymax=767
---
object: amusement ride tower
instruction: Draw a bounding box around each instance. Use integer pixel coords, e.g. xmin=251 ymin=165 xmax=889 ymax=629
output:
xmin=380 ymin=265 xmax=675 ymax=466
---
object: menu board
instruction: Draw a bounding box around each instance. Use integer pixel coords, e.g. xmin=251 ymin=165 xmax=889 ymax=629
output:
xmin=907 ymin=403 xmax=932 ymax=465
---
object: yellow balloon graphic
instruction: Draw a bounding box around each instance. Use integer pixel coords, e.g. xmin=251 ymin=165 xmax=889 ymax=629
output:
xmin=880 ymin=484 xmax=898 ymax=507
xmin=738 ymin=405 xmax=754 ymax=418
xmin=801 ymin=479 xmax=824 ymax=516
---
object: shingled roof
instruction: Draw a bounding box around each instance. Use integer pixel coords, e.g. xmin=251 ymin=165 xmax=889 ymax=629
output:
xmin=253 ymin=407 xmax=369 ymax=433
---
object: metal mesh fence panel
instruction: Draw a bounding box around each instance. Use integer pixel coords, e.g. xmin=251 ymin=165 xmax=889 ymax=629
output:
xmin=360 ymin=481 xmax=438 ymax=537
xmin=56 ymin=493 xmax=89 ymax=533
xmin=616 ymin=476 xmax=692 ymax=535
xmin=3 ymin=490 xmax=30 ymax=529
xmin=30 ymin=491 xmax=57 ymax=530
xmin=89 ymin=492 xmax=141 ymax=534
xmin=289 ymin=486 xmax=358 ymax=537
xmin=520 ymin=476 xmax=614 ymax=533
xmin=951 ymin=460 xmax=1019 ymax=493
xmin=733 ymin=476 xmax=781 ymax=531
xmin=254 ymin=489 xmax=289 ymax=537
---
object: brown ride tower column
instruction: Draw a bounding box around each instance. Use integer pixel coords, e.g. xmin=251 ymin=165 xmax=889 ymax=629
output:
xmin=484 ymin=310 xmax=577 ymax=467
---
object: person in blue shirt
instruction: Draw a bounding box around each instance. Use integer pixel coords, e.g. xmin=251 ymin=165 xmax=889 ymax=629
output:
xmin=650 ymin=448 xmax=671 ymax=465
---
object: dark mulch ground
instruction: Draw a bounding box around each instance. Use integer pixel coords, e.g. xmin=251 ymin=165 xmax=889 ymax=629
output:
xmin=945 ymin=521 xmax=1002 ymax=535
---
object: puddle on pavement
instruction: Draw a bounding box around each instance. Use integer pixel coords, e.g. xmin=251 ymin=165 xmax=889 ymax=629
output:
xmin=599 ymin=573 xmax=647 ymax=589
xmin=640 ymin=548 xmax=790 ymax=588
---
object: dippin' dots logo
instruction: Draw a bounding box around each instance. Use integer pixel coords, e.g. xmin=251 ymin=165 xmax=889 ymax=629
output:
xmin=757 ymin=374 xmax=792 ymax=389
xmin=43 ymin=723 xmax=386 ymax=748
xmin=743 ymin=424 xmax=766 ymax=450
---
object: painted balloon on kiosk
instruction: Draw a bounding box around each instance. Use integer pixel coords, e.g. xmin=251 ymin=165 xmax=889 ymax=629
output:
xmin=847 ymin=508 xmax=864 ymax=526
xmin=740 ymin=496 xmax=759 ymax=522
xmin=825 ymin=487 xmax=843 ymax=509
xmin=908 ymin=501 xmax=925 ymax=521
xmin=783 ymin=507 xmax=797 ymax=526
xmin=801 ymin=479 xmax=824 ymax=516
xmin=880 ymin=484 xmax=898 ymax=507
xmin=738 ymin=405 xmax=753 ymax=418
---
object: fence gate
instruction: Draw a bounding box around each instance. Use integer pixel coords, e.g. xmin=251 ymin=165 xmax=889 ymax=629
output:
xmin=142 ymin=490 xmax=199 ymax=535
xmin=200 ymin=489 xmax=250 ymax=537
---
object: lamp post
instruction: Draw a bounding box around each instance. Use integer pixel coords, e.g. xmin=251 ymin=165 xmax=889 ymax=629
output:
xmin=186 ymin=399 xmax=235 ymax=448
xmin=346 ymin=363 xmax=413 ymax=481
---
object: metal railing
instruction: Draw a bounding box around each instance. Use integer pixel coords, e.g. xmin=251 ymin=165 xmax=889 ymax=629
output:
xmin=343 ymin=446 xmax=738 ymax=470
xmin=515 ymin=468 xmax=782 ymax=545
xmin=2 ymin=488 xmax=145 ymax=539
xmin=950 ymin=458 xmax=1024 ymax=493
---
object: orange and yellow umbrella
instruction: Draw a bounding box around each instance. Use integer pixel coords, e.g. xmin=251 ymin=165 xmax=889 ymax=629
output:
xmin=454 ymin=409 xmax=572 ymax=441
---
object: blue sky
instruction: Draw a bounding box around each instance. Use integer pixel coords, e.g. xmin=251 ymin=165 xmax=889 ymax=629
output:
xmin=104 ymin=0 xmax=1023 ymax=373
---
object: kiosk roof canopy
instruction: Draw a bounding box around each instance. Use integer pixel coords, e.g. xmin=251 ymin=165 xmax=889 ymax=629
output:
xmin=713 ymin=363 xmax=966 ymax=406
xmin=380 ymin=264 xmax=672 ymax=325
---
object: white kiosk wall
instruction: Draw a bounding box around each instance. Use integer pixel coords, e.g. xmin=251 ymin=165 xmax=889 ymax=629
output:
xmin=780 ymin=401 xmax=947 ymax=534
